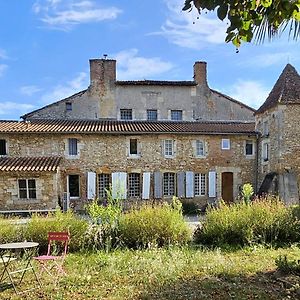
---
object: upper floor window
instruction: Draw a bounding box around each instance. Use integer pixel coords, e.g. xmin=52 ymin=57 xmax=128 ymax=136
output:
xmin=66 ymin=102 xmax=72 ymax=111
xmin=164 ymin=139 xmax=174 ymax=157
xmin=171 ymin=110 xmax=183 ymax=121
xmin=221 ymin=139 xmax=230 ymax=150
xmin=245 ymin=140 xmax=254 ymax=156
xmin=129 ymin=139 xmax=138 ymax=155
xmin=194 ymin=173 xmax=206 ymax=196
xmin=68 ymin=138 xmax=78 ymax=156
xmin=195 ymin=140 xmax=205 ymax=157
xmin=0 ymin=139 xmax=7 ymax=155
xmin=128 ymin=173 xmax=141 ymax=198
xmin=98 ymin=174 xmax=110 ymax=199
xmin=18 ymin=179 xmax=36 ymax=199
xmin=120 ymin=109 xmax=132 ymax=120
xmin=147 ymin=109 xmax=157 ymax=121
xmin=262 ymin=142 xmax=269 ymax=162
xmin=163 ymin=172 xmax=175 ymax=196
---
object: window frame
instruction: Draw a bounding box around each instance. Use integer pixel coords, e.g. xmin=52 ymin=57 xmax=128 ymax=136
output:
xmin=120 ymin=109 xmax=133 ymax=120
xmin=129 ymin=139 xmax=138 ymax=156
xmin=245 ymin=140 xmax=254 ymax=156
xmin=66 ymin=102 xmax=72 ymax=111
xmin=147 ymin=109 xmax=158 ymax=121
xmin=68 ymin=138 xmax=78 ymax=156
xmin=68 ymin=174 xmax=80 ymax=198
xmin=221 ymin=138 xmax=230 ymax=150
xmin=128 ymin=173 xmax=141 ymax=198
xmin=164 ymin=139 xmax=174 ymax=158
xmin=0 ymin=139 xmax=7 ymax=156
xmin=98 ymin=173 xmax=110 ymax=199
xmin=170 ymin=110 xmax=183 ymax=121
xmin=18 ymin=179 xmax=37 ymax=200
xmin=195 ymin=140 xmax=205 ymax=157
xmin=194 ymin=173 xmax=206 ymax=197
xmin=163 ymin=172 xmax=176 ymax=197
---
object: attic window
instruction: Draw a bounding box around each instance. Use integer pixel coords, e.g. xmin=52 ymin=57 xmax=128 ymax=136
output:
xmin=66 ymin=102 xmax=72 ymax=111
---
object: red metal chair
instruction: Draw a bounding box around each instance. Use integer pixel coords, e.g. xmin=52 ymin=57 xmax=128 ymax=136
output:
xmin=33 ymin=232 xmax=70 ymax=280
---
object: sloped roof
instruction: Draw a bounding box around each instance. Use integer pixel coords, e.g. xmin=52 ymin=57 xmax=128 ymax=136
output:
xmin=256 ymin=64 xmax=300 ymax=114
xmin=0 ymin=156 xmax=62 ymax=172
xmin=0 ymin=119 xmax=257 ymax=135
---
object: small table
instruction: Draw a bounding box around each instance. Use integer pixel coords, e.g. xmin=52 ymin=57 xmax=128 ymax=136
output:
xmin=0 ymin=242 xmax=41 ymax=294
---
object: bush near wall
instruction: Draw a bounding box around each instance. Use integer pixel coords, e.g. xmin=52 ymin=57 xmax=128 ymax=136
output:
xmin=119 ymin=202 xmax=192 ymax=249
xmin=194 ymin=197 xmax=300 ymax=247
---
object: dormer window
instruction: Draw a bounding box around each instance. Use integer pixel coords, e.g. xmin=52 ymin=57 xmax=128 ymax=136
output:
xmin=0 ymin=139 xmax=7 ymax=155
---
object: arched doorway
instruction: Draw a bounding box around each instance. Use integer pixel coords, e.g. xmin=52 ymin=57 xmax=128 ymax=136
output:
xmin=222 ymin=172 xmax=234 ymax=203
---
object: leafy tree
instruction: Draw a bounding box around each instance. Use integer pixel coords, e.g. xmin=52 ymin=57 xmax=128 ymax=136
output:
xmin=183 ymin=0 xmax=300 ymax=47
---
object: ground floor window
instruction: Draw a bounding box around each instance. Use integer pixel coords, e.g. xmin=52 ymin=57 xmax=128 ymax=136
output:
xmin=68 ymin=175 xmax=80 ymax=198
xmin=194 ymin=173 xmax=206 ymax=196
xmin=163 ymin=172 xmax=175 ymax=196
xmin=18 ymin=179 xmax=36 ymax=199
xmin=98 ymin=174 xmax=110 ymax=199
xmin=128 ymin=173 xmax=141 ymax=197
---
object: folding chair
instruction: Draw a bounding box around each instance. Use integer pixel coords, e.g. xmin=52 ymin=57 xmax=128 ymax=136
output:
xmin=33 ymin=232 xmax=70 ymax=281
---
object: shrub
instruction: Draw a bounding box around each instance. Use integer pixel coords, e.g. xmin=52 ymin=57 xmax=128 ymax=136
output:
xmin=0 ymin=217 xmax=25 ymax=243
xmin=194 ymin=197 xmax=300 ymax=247
xmin=119 ymin=198 xmax=192 ymax=248
xmin=275 ymin=255 xmax=300 ymax=275
xmin=25 ymin=209 xmax=88 ymax=252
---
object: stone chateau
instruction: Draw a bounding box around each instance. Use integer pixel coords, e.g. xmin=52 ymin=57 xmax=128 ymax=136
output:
xmin=0 ymin=57 xmax=299 ymax=212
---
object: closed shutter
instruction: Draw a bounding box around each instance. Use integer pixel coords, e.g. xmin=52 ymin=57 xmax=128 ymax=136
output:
xmin=208 ymin=171 xmax=216 ymax=197
xmin=177 ymin=172 xmax=185 ymax=198
xmin=154 ymin=171 xmax=162 ymax=198
xmin=87 ymin=172 xmax=96 ymax=200
xmin=186 ymin=171 xmax=194 ymax=198
xmin=142 ymin=172 xmax=151 ymax=199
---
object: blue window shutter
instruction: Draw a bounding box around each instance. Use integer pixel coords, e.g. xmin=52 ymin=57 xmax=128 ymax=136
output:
xmin=177 ymin=172 xmax=185 ymax=198
xmin=208 ymin=171 xmax=216 ymax=197
xmin=154 ymin=171 xmax=162 ymax=198
xmin=186 ymin=171 xmax=194 ymax=198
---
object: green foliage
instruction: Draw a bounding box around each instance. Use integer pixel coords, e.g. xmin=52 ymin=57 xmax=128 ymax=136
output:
xmin=84 ymin=191 xmax=123 ymax=251
xmin=194 ymin=197 xmax=300 ymax=247
xmin=181 ymin=200 xmax=199 ymax=215
xmin=241 ymin=183 xmax=254 ymax=204
xmin=0 ymin=217 xmax=25 ymax=244
xmin=183 ymin=0 xmax=300 ymax=47
xmin=275 ymin=255 xmax=300 ymax=275
xmin=119 ymin=202 xmax=192 ymax=248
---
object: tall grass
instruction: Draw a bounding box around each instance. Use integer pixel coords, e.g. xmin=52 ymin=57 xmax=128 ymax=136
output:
xmin=194 ymin=197 xmax=300 ymax=247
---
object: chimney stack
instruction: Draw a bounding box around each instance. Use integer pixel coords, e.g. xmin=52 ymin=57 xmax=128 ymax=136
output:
xmin=193 ymin=61 xmax=208 ymax=86
xmin=89 ymin=58 xmax=116 ymax=93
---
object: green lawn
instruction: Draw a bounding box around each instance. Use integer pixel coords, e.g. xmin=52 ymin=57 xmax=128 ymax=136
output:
xmin=1 ymin=246 xmax=300 ymax=300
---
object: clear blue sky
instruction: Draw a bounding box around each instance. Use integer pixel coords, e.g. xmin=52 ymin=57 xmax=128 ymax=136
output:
xmin=0 ymin=0 xmax=299 ymax=120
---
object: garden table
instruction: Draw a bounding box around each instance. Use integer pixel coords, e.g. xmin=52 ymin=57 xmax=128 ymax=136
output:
xmin=0 ymin=242 xmax=41 ymax=294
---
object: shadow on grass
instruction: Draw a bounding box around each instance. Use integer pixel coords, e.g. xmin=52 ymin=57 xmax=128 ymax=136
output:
xmin=140 ymin=271 xmax=300 ymax=300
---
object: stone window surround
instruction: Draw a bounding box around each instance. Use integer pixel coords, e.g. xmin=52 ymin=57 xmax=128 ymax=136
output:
xmin=244 ymin=139 xmax=255 ymax=158
xmin=127 ymin=137 xmax=141 ymax=158
xmin=261 ymin=140 xmax=270 ymax=164
xmin=221 ymin=138 xmax=230 ymax=150
xmin=193 ymin=139 xmax=207 ymax=158
xmin=15 ymin=178 xmax=39 ymax=203
xmin=163 ymin=139 xmax=176 ymax=158
xmin=64 ymin=136 xmax=83 ymax=159
xmin=167 ymin=109 xmax=185 ymax=121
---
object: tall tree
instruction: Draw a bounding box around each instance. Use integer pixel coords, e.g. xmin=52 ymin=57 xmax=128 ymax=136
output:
xmin=183 ymin=0 xmax=300 ymax=47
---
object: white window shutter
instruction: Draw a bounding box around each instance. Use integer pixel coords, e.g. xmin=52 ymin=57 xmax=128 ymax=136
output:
xmin=119 ymin=172 xmax=127 ymax=199
xmin=87 ymin=172 xmax=96 ymax=200
xmin=208 ymin=171 xmax=216 ymax=197
xmin=111 ymin=172 xmax=119 ymax=199
xmin=186 ymin=171 xmax=194 ymax=198
xmin=112 ymin=172 xmax=127 ymax=199
xmin=142 ymin=172 xmax=151 ymax=199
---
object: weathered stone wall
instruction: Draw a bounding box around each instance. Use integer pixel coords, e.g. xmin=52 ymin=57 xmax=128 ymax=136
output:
xmin=3 ymin=132 xmax=256 ymax=208
xmin=0 ymin=171 xmax=59 ymax=211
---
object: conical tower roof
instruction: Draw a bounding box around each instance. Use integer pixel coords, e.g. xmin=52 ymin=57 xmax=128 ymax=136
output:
xmin=256 ymin=64 xmax=300 ymax=114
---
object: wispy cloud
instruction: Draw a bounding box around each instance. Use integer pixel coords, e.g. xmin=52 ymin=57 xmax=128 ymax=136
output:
xmin=0 ymin=49 xmax=8 ymax=60
xmin=115 ymin=49 xmax=174 ymax=80
xmin=33 ymin=0 xmax=122 ymax=30
xmin=20 ymin=85 xmax=42 ymax=96
xmin=153 ymin=0 xmax=226 ymax=49
xmin=0 ymin=64 xmax=8 ymax=77
xmin=41 ymin=72 xmax=88 ymax=103
xmin=225 ymin=80 xmax=270 ymax=109
xmin=0 ymin=101 xmax=36 ymax=117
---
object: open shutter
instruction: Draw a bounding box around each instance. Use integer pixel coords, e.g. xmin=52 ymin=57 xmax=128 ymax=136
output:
xmin=112 ymin=172 xmax=127 ymax=199
xmin=112 ymin=172 xmax=119 ymax=199
xmin=87 ymin=172 xmax=96 ymax=200
xmin=177 ymin=172 xmax=185 ymax=198
xmin=142 ymin=172 xmax=151 ymax=199
xmin=154 ymin=171 xmax=162 ymax=198
xmin=186 ymin=171 xmax=194 ymax=198
xmin=119 ymin=172 xmax=127 ymax=199
xmin=208 ymin=171 xmax=216 ymax=197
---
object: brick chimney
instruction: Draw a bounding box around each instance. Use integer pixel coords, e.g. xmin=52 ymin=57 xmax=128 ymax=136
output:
xmin=193 ymin=61 xmax=208 ymax=86
xmin=89 ymin=58 xmax=116 ymax=94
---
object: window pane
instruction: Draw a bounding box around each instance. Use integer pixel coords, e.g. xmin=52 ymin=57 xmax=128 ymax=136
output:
xmin=28 ymin=179 xmax=36 ymax=189
xmin=196 ymin=140 xmax=204 ymax=156
xmin=28 ymin=189 xmax=36 ymax=199
xmin=69 ymin=175 xmax=80 ymax=197
xmin=200 ymin=174 xmax=206 ymax=196
xmin=98 ymin=174 xmax=110 ymax=199
xmin=222 ymin=139 xmax=230 ymax=149
xmin=147 ymin=110 xmax=157 ymax=120
xmin=120 ymin=109 xmax=132 ymax=120
xmin=68 ymin=138 xmax=78 ymax=155
xmin=130 ymin=139 xmax=138 ymax=155
xmin=171 ymin=110 xmax=182 ymax=121
xmin=163 ymin=173 xmax=175 ymax=196
xmin=128 ymin=173 xmax=140 ymax=197
xmin=164 ymin=140 xmax=173 ymax=156
xmin=246 ymin=141 xmax=253 ymax=155
xmin=18 ymin=179 xmax=27 ymax=189
xmin=194 ymin=173 xmax=200 ymax=196
xmin=0 ymin=139 xmax=6 ymax=155
xmin=19 ymin=190 xmax=27 ymax=198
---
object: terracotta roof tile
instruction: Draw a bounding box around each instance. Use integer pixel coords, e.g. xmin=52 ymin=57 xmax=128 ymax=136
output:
xmin=0 ymin=119 xmax=256 ymax=135
xmin=0 ymin=156 xmax=62 ymax=172
xmin=256 ymin=64 xmax=300 ymax=114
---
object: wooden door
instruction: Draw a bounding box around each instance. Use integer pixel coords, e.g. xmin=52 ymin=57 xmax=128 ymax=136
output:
xmin=222 ymin=172 xmax=233 ymax=203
